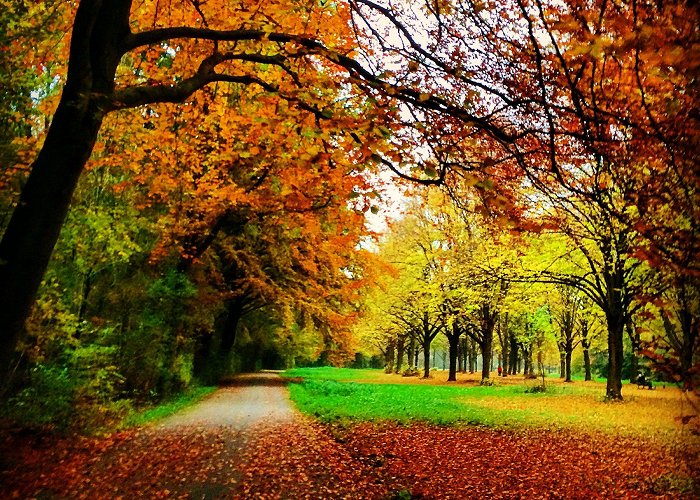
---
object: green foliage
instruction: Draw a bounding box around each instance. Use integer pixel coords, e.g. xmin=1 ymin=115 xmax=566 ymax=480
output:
xmin=4 ymin=364 xmax=76 ymax=430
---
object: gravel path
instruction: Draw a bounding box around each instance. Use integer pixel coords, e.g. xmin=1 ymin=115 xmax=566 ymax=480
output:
xmin=158 ymin=372 xmax=296 ymax=430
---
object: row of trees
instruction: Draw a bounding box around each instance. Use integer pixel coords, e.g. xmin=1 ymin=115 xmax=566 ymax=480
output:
xmin=0 ymin=0 xmax=697 ymax=427
xmin=357 ymin=188 xmax=698 ymax=398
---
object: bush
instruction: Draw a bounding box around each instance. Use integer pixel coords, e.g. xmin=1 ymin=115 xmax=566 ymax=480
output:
xmin=5 ymin=364 xmax=76 ymax=430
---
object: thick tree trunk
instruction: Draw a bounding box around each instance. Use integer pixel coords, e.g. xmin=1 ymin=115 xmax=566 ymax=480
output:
xmin=385 ymin=339 xmax=395 ymax=373
xmin=565 ymin=348 xmax=572 ymax=382
xmin=606 ymin=311 xmax=625 ymax=400
xmin=395 ymin=336 xmax=405 ymax=374
xmin=407 ymin=336 xmax=415 ymax=369
xmin=583 ymin=347 xmax=592 ymax=381
xmin=559 ymin=347 xmax=566 ymax=378
xmin=220 ymin=298 xmax=245 ymax=355
xmin=0 ymin=0 xmax=131 ymax=376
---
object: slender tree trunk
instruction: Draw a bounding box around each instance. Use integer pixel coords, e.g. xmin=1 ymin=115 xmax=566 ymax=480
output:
xmin=423 ymin=343 xmax=431 ymax=378
xmin=481 ymin=336 xmax=492 ymax=381
xmin=581 ymin=320 xmax=592 ymax=381
xmin=626 ymin=321 xmax=638 ymax=383
xmin=457 ymin=339 xmax=464 ymax=373
xmin=0 ymin=0 xmax=131 ymax=377
xmin=77 ymin=269 xmax=94 ymax=328
xmin=468 ymin=339 xmax=476 ymax=373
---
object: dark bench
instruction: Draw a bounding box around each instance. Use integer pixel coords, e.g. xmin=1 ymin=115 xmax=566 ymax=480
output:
xmin=636 ymin=375 xmax=654 ymax=389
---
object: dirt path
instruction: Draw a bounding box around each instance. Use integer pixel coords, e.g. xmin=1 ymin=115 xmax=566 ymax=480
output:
xmin=158 ymin=372 xmax=296 ymax=430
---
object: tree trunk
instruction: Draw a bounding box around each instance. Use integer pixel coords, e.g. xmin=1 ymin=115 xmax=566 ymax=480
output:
xmin=565 ymin=347 xmax=572 ymax=382
xmin=457 ymin=339 xmax=464 ymax=373
xmin=395 ymin=336 xmax=405 ymax=374
xmin=385 ymin=339 xmax=395 ymax=373
xmin=423 ymin=343 xmax=431 ymax=378
xmin=0 ymin=0 xmax=131 ymax=376
xmin=508 ymin=336 xmax=519 ymax=375
xmin=627 ymin=321 xmax=639 ymax=383
xmin=559 ymin=346 xmax=566 ymax=378
xmin=77 ymin=268 xmax=94 ymax=329
xmin=220 ymin=298 xmax=245 ymax=355
xmin=606 ymin=311 xmax=625 ymax=400
xmin=468 ymin=339 xmax=476 ymax=373
xmin=447 ymin=325 xmax=460 ymax=382
xmin=481 ymin=335 xmax=493 ymax=381
xmin=581 ymin=320 xmax=592 ymax=381
xmin=407 ymin=336 xmax=415 ymax=369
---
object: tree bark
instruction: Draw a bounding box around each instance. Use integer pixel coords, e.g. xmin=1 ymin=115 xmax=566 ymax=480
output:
xmin=395 ymin=335 xmax=405 ymax=374
xmin=481 ymin=335 xmax=492 ymax=381
xmin=384 ymin=339 xmax=395 ymax=373
xmin=581 ymin=320 xmax=592 ymax=381
xmin=0 ymin=0 xmax=133 ymax=376
xmin=606 ymin=310 xmax=625 ymax=400
xmin=565 ymin=347 xmax=572 ymax=382
xmin=446 ymin=324 xmax=460 ymax=382
xmin=559 ymin=346 xmax=566 ymax=378
xmin=220 ymin=297 xmax=245 ymax=355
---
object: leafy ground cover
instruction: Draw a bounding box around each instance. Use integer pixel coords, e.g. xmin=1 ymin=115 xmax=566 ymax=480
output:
xmin=2 ymin=371 xmax=699 ymax=498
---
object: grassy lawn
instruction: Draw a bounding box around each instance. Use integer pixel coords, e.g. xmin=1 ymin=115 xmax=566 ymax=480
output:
xmin=285 ymin=367 xmax=699 ymax=445
xmin=123 ymin=385 xmax=217 ymax=428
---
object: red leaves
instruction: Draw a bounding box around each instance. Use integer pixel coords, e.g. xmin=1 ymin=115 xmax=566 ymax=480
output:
xmin=3 ymin=419 xmax=697 ymax=498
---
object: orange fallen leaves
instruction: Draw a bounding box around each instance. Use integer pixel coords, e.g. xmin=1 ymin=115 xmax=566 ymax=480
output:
xmin=1 ymin=419 xmax=697 ymax=498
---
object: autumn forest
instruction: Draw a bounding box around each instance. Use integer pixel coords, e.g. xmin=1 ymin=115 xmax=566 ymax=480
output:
xmin=1 ymin=0 xmax=698 ymax=497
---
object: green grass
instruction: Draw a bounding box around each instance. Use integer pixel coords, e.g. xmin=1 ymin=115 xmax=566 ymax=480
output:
xmin=284 ymin=368 xmax=693 ymax=441
xmin=123 ymin=385 xmax=216 ymax=427
xmin=283 ymin=367 xmax=385 ymax=382
xmin=289 ymin=379 xmax=521 ymax=427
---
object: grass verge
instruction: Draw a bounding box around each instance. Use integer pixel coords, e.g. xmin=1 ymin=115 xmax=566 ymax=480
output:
xmin=123 ymin=385 xmax=216 ymax=428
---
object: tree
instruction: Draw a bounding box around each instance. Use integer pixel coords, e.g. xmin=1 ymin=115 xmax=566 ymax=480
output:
xmin=551 ymin=286 xmax=584 ymax=382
